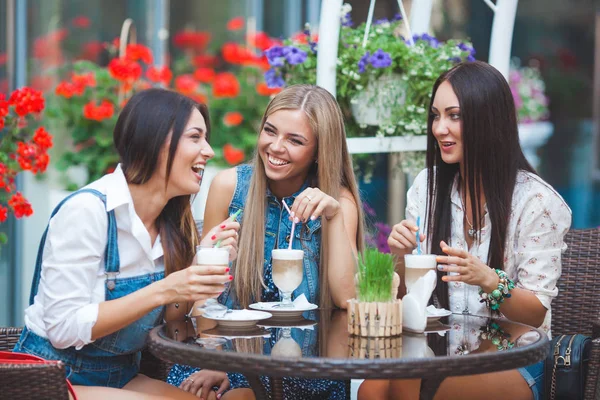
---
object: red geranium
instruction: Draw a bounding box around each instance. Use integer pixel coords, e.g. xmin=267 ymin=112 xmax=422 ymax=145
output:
xmin=175 ymin=74 xmax=199 ymax=95
xmin=223 ymin=144 xmax=245 ymax=165
xmin=108 ymin=58 xmax=142 ymax=82
xmin=193 ymin=68 xmax=215 ymax=83
xmin=126 ymin=44 xmax=153 ymax=64
xmin=0 ymin=205 xmax=7 ymax=223
xmin=223 ymin=112 xmax=244 ymax=127
xmin=227 ymin=17 xmax=244 ymax=31
xmin=146 ymin=66 xmax=173 ymax=86
xmin=212 ymin=73 xmax=240 ymax=98
xmin=256 ymin=82 xmax=282 ymax=96
xmin=72 ymin=16 xmax=91 ymax=29
xmin=83 ymin=99 xmax=115 ymax=121
xmin=8 ymin=192 xmax=33 ymax=218
xmin=8 ymin=87 xmax=45 ymax=116
xmin=173 ymin=31 xmax=211 ymax=51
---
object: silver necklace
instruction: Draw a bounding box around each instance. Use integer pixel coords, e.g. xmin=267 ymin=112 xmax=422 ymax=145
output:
xmin=460 ymin=195 xmax=484 ymax=238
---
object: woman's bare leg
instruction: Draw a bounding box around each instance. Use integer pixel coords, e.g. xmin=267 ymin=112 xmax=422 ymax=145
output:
xmin=124 ymin=374 xmax=207 ymax=399
xmin=221 ymin=388 xmax=255 ymax=399
xmin=357 ymin=379 xmax=392 ymax=400
xmin=383 ymin=370 xmax=532 ymax=400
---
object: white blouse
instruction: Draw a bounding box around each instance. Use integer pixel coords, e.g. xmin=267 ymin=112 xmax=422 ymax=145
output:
xmin=406 ymin=169 xmax=572 ymax=344
xmin=24 ymin=165 xmax=164 ymax=350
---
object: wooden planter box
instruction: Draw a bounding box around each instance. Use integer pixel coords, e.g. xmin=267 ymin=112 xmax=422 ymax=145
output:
xmin=347 ymin=299 xmax=402 ymax=337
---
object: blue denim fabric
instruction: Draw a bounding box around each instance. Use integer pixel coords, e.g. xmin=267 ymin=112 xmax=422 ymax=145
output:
xmin=219 ymin=164 xmax=322 ymax=308
xmin=517 ymin=360 xmax=544 ymax=400
xmin=13 ymin=189 xmax=165 ymax=388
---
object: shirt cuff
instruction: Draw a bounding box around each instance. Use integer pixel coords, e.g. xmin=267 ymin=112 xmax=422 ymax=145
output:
xmin=74 ymin=303 xmax=99 ymax=350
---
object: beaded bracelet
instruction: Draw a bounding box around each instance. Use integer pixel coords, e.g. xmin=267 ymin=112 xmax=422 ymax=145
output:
xmin=479 ymin=321 xmax=515 ymax=351
xmin=478 ymin=269 xmax=516 ymax=311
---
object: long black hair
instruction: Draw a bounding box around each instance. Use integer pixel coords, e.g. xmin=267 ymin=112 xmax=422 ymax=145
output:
xmin=113 ymin=88 xmax=211 ymax=275
xmin=425 ymin=61 xmax=535 ymax=310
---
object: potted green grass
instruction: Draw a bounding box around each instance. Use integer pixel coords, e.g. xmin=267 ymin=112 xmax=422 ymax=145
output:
xmin=348 ymin=248 xmax=402 ymax=337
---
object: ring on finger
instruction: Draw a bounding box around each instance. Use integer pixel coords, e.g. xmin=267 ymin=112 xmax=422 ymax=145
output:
xmin=305 ymin=195 xmax=313 ymax=202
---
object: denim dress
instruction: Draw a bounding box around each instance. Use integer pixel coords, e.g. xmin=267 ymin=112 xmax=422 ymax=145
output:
xmin=13 ymin=189 xmax=165 ymax=388
xmin=168 ymin=164 xmax=347 ymax=399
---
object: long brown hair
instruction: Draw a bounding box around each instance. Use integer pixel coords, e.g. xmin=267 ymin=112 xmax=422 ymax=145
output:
xmin=425 ymin=62 xmax=535 ymax=309
xmin=113 ymin=88 xmax=211 ymax=275
xmin=234 ymin=84 xmax=365 ymax=309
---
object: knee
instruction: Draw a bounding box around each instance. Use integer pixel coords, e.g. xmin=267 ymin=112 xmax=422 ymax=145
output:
xmin=358 ymin=379 xmax=390 ymax=400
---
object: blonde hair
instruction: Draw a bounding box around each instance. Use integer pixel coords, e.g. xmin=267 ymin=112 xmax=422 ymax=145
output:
xmin=233 ymin=84 xmax=365 ymax=309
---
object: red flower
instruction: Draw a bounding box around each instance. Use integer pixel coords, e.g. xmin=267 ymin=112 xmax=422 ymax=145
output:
xmin=227 ymin=17 xmax=244 ymax=31
xmin=223 ymin=144 xmax=245 ymax=165
xmin=0 ymin=118 xmax=4 ymax=131
xmin=146 ymin=66 xmax=173 ymax=86
xmin=32 ymin=152 xmax=50 ymax=173
xmin=72 ymin=16 xmax=91 ymax=28
xmin=188 ymin=93 xmax=208 ymax=105
xmin=55 ymin=81 xmax=76 ymax=98
xmin=248 ymin=32 xmax=277 ymax=51
xmin=8 ymin=192 xmax=33 ymax=218
xmin=0 ymin=53 xmax=6 ymax=65
xmin=0 ymin=94 xmax=8 ymax=117
xmin=80 ymin=41 xmax=105 ymax=61
xmin=175 ymin=74 xmax=199 ymax=95
xmin=126 ymin=44 xmax=153 ymax=64
xmin=193 ymin=67 xmax=215 ymax=83
xmin=223 ymin=112 xmax=244 ymax=127
xmin=212 ymin=72 xmax=240 ymax=98
xmin=16 ymin=142 xmax=37 ymax=171
xmin=108 ymin=58 xmax=142 ymax=82
xmin=256 ymin=82 xmax=282 ymax=96
xmin=193 ymin=54 xmax=217 ymax=68
xmin=72 ymin=72 xmax=96 ymax=89
xmin=0 ymin=205 xmax=7 ymax=223
xmin=33 ymin=127 xmax=53 ymax=150
xmin=8 ymin=87 xmax=45 ymax=116
xmin=173 ymin=31 xmax=211 ymax=51
xmin=222 ymin=43 xmax=254 ymax=65
xmin=83 ymin=100 xmax=115 ymax=121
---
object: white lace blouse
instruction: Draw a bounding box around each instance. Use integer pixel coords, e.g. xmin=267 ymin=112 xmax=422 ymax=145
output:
xmin=406 ymin=169 xmax=572 ymax=341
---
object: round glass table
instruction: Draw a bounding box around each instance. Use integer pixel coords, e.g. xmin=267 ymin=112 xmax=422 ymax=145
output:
xmin=148 ymin=310 xmax=549 ymax=400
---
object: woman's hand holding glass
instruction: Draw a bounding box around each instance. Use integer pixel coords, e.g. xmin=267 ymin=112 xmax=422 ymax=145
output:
xmin=200 ymin=217 xmax=241 ymax=262
xmin=158 ymin=264 xmax=231 ymax=304
xmin=436 ymin=240 xmax=499 ymax=292
xmin=290 ymin=187 xmax=340 ymax=222
xmin=388 ymin=220 xmax=426 ymax=257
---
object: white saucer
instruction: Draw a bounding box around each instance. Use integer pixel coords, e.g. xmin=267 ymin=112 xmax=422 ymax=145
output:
xmin=426 ymin=308 xmax=452 ymax=321
xmin=258 ymin=318 xmax=317 ymax=329
xmin=249 ymin=302 xmax=318 ymax=320
xmin=203 ymin=309 xmax=272 ymax=329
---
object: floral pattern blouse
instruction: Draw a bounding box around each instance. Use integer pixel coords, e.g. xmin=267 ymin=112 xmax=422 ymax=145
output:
xmin=406 ymin=169 xmax=572 ymax=342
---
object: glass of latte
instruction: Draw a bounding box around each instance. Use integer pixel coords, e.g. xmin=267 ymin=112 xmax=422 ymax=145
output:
xmin=404 ymin=254 xmax=437 ymax=293
xmin=272 ymin=249 xmax=304 ymax=308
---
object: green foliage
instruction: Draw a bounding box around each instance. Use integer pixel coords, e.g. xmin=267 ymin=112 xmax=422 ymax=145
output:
xmin=356 ymin=248 xmax=395 ymax=303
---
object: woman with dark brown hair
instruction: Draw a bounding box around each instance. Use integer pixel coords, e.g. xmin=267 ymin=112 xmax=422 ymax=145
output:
xmin=13 ymin=88 xmax=239 ymax=399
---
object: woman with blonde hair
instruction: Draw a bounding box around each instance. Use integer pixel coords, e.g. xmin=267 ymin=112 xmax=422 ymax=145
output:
xmin=168 ymin=84 xmax=365 ymax=399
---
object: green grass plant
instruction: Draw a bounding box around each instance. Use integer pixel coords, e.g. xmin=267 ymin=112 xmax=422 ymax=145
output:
xmin=357 ymin=248 xmax=395 ymax=303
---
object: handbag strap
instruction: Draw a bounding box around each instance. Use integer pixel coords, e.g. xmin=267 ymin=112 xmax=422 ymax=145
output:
xmin=361 ymin=0 xmax=414 ymax=48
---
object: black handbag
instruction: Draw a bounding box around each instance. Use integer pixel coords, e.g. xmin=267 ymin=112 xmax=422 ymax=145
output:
xmin=545 ymin=334 xmax=592 ymax=400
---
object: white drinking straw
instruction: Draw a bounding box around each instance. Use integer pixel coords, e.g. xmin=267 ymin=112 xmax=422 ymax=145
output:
xmin=281 ymin=201 xmax=296 ymax=250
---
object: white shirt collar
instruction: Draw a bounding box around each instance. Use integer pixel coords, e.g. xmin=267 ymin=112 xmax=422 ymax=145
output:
xmin=104 ymin=164 xmax=132 ymax=212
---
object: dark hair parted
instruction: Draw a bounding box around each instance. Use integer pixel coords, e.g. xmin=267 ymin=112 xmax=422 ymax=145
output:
xmin=425 ymin=61 xmax=535 ymax=310
xmin=113 ymin=88 xmax=210 ymax=275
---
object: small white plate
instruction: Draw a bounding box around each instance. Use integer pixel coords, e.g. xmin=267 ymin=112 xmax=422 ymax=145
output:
xmin=249 ymin=302 xmax=318 ymax=320
xmin=258 ymin=318 xmax=318 ymax=329
xmin=203 ymin=309 xmax=272 ymax=329
xmin=426 ymin=308 xmax=452 ymax=321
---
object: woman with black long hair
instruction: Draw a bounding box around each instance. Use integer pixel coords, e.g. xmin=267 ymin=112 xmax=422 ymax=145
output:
xmin=359 ymin=61 xmax=571 ymax=400
xmin=13 ymin=88 xmax=239 ymax=399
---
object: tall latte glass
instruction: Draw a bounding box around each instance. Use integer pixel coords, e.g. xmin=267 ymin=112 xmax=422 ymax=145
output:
xmin=404 ymin=254 xmax=437 ymax=293
xmin=272 ymin=249 xmax=304 ymax=308
xmin=195 ymin=246 xmax=229 ymax=318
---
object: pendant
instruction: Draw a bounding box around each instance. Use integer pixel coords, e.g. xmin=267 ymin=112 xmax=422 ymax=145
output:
xmin=468 ymin=228 xmax=476 ymax=237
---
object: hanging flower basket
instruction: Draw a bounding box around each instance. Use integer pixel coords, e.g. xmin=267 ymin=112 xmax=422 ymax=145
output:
xmin=350 ymin=73 xmax=406 ymax=126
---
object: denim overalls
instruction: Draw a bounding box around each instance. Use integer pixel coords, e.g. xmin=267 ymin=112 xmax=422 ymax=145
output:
xmin=14 ymin=189 xmax=165 ymax=388
xmin=219 ymin=164 xmax=322 ymax=308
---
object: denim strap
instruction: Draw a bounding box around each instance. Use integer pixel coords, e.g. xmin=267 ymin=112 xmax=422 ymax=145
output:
xmin=28 ymin=188 xmax=120 ymax=305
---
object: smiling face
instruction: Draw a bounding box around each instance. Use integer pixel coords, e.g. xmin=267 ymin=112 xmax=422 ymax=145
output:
xmin=257 ymin=109 xmax=317 ymax=196
xmin=158 ymin=108 xmax=214 ymax=197
xmin=431 ymin=81 xmax=463 ymax=166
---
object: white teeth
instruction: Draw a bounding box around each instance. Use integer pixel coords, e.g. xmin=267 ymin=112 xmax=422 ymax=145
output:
xmin=191 ymin=163 xmax=205 ymax=173
xmin=268 ymin=155 xmax=289 ymax=166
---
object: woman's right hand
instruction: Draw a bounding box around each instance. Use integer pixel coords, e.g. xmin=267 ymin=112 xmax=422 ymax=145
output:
xmin=180 ymin=370 xmax=230 ymax=399
xmin=158 ymin=265 xmax=231 ymax=305
xmin=388 ymin=219 xmax=426 ymax=257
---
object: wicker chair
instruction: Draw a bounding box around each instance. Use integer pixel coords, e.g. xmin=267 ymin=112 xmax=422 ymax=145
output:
xmin=551 ymin=228 xmax=600 ymax=399
xmin=0 ymin=327 xmax=71 ymax=399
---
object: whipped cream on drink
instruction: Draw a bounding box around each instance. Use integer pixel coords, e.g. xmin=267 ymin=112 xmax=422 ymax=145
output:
xmin=196 ymin=246 xmax=229 ymax=266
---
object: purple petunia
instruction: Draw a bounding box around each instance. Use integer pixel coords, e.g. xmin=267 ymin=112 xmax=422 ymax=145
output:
xmin=264 ymin=68 xmax=285 ymax=88
xmin=265 ymin=46 xmax=286 ymax=67
xmin=283 ymin=46 xmax=307 ymax=65
xmin=374 ymin=18 xmax=389 ymax=25
xmin=368 ymin=49 xmax=392 ymax=69
xmin=392 ymin=13 xmax=403 ymax=21
xmin=457 ymin=42 xmax=477 ymax=62
xmin=341 ymin=13 xmax=353 ymax=27
xmin=412 ymin=33 xmax=440 ymax=48
xmin=358 ymin=51 xmax=371 ymax=73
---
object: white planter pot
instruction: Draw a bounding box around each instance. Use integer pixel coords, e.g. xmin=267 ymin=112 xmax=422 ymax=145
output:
xmin=518 ymin=121 xmax=554 ymax=170
xmin=350 ymin=74 xmax=406 ymax=126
